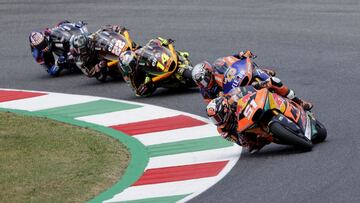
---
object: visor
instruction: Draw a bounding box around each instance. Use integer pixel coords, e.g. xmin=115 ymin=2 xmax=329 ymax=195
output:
xmin=209 ymin=114 xmax=225 ymax=126
xmin=30 ymin=33 xmax=48 ymax=51
xmin=194 ymin=72 xmax=210 ymax=88
xmin=209 ymin=105 xmax=230 ymax=126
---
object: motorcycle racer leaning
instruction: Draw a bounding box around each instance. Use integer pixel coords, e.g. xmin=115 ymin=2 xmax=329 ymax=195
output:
xmin=206 ymin=90 xmax=269 ymax=153
xmin=70 ymin=25 xmax=138 ymax=81
xmin=191 ymin=50 xmax=313 ymax=110
xmin=118 ymin=37 xmax=192 ymax=96
xmin=29 ymin=21 xmax=89 ymax=76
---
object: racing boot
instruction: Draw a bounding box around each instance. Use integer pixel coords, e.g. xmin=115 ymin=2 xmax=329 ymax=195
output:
xmin=262 ymin=68 xmax=276 ymax=76
xmin=292 ymin=97 xmax=313 ymax=111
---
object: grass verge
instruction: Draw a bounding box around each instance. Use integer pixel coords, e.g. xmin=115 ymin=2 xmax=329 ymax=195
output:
xmin=0 ymin=111 xmax=130 ymax=202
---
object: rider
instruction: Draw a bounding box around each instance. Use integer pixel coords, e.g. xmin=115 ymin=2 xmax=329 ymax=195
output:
xmin=29 ymin=20 xmax=88 ymax=76
xmin=70 ymin=25 xmax=138 ymax=81
xmin=206 ymin=90 xmax=271 ymax=153
xmin=191 ymin=50 xmax=313 ymax=110
xmin=118 ymin=37 xmax=192 ymax=96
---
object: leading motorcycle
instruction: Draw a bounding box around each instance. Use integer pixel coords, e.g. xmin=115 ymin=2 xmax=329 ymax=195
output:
xmin=230 ymin=86 xmax=326 ymax=151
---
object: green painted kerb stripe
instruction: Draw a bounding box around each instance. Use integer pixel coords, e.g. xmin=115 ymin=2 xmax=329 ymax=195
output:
xmin=0 ymin=107 xmax=149 ymax=203
xmin=147 ymin=136 xmax=233 ymax=157
xmin=118 ymin=194 xmax=191 ymax=203
xmin=35 ymin=99 xmax=142 ymax=118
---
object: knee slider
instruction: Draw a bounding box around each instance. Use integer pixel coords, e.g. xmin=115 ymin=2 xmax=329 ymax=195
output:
xmin=286 ymin=89 xmax=295 ymax=99
xmin=270 ymin=77 xmax=283 ymax=87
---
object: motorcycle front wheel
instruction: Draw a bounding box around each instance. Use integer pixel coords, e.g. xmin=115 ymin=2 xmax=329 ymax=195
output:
xmin=270 ymin=122 xmax=313 ymax=152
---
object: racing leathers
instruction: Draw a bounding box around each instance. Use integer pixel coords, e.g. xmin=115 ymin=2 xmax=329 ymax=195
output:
xmin=198 ymin=51 xmax=312 ymax=110
xmin=128 ymin=37 xmax=192 ymax=96
xmin=29 ymin=21 xmax=88 ymax=76
xmin=215 ymin=89 xmax=271 ymax=153
xmin=71 ymin=25 xmax=138 ymax=81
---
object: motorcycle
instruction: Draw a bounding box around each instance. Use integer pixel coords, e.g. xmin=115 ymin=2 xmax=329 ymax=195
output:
xmin=130 ymin=40 xmax=195 ymax=95
xmin=47 ymin=21 xmax=89 ymax=73
xmin=92 ymin=28 xmax=136 ymax=82
xmin=232 ymin=86 xmax=327 ymax=151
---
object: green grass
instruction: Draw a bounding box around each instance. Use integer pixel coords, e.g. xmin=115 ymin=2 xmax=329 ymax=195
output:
xmin=0 ymin=111 xmax=130 ymax=202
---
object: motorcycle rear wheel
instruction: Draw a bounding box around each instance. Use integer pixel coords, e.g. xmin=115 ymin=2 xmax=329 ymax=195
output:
xmin=270 ymin=122 xmax=313 ymax=151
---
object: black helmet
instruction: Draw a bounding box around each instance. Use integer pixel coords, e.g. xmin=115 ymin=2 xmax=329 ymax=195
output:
xmin=29 ymin=31 xmax=49 ymax=51
xmin=206 ymin=97 xmax=231 ymax=126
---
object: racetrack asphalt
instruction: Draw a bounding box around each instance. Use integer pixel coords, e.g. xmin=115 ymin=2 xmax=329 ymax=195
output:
xmin=1 ymin=0 xmax=360 ymax=202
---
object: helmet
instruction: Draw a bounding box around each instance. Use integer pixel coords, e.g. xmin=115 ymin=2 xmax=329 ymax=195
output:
xmin=119 ymin=50 xmax=137 ymax=78
xmin=70 ymin=34 xmax=88 ymax=55
xmin=206 ymin=97 xmax=231 ymax=126
xmin=192 ymin=61 xmax=215 ymax=88
xmin=29 ymin=31 xmax=48 ymax=51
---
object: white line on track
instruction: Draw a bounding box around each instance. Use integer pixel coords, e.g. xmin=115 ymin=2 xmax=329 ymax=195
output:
xmin=76 ymin=105 xmax=181 ymax=126
xmin=133 ymin=124 xmax=218 ymax=146
xmin=0 ymin=93 xmax=99 ymax=111
xmin=146 ymin=145 xmax=242 ymax=169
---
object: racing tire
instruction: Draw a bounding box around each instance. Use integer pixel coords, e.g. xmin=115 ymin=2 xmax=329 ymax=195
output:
xmin=270 ymin=122 xmax=313 ymax=152
xmin=312 ymin=120 xmax=327 ymax=144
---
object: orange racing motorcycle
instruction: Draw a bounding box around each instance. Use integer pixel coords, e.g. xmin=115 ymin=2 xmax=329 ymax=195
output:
xmin=229 ymin=86 xmax=327 ymax=151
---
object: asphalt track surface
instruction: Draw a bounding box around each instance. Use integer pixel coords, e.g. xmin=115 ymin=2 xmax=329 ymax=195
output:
xmin=1 ymin=0 xmax=360 ymax=202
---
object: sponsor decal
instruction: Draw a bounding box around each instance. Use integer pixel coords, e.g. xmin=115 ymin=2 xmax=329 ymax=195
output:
xmin=304 ymin=115 xmax=311 ymax=140
xmin=224 ymin=67 xmax=237 ymax=84
xmin=272 ymin=93 xmax=283 ymax=107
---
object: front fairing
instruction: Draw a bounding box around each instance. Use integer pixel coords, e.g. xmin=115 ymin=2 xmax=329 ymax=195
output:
xmin=94 ymin=31 xmax=130 ymax=60
xmin=223 ymin=58 xmax=254 ymax=94
xmin=236 ymin=87 xmax=267 ymax=132
xmin=137 ymin=45 xmax=175 ymax=76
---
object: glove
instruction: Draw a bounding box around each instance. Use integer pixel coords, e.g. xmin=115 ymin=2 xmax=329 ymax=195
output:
xmin=239 ymin=50 xmax=254 ymax=59
xmin=167 ymin=38 xmax=175 ymax=44
xmin=262 ymin=68 xmax=276 ymax=77
xmin=56 ymin=56 xmax=67 ymax=68
xmin=48 ymin=65 xmax=60 ymax=76
xmin=94 ymin=61 xmax=107 ymax=75
xmin=136 ymin=77 xmax=153 ymax=96
xmin=44 ymin=28 xmax=52 ymax=36
xmin=157 ymin=37 xmax=174 ymax=46
xmin=136 ymin=83 xmax=149 ymax=96
xmin=99 ymin=60 xmax=107 ymax=68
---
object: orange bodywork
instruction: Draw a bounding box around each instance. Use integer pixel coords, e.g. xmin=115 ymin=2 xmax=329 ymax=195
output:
xmin=236 ymin=88 xmax=303 ymax=139
xmin=236 ymin=88 xmax=267 ymax=132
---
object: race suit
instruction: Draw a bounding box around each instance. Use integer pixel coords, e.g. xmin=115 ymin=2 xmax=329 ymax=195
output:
xmin=130 ymin=37 xmax=191 ymax=96
xmin=216 ymin=87 xmax=271 ymax=151
xmin=199 ymin=52 xmax=296 ymax=105
xmin=72 ymin=25 xmax=137 ymax=81
xmin=30 ymin=21 xmax=88 ymax=76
